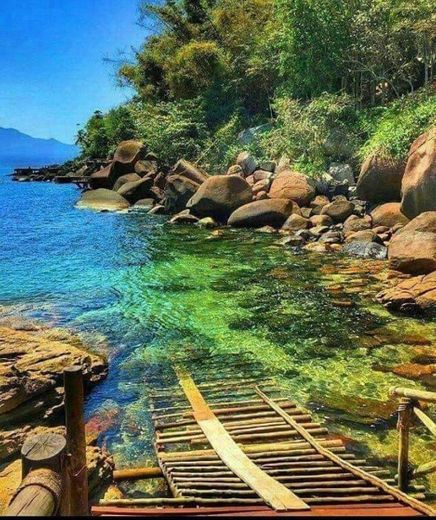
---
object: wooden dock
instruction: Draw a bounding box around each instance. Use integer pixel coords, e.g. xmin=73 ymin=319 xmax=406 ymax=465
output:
xmin=93 ymin=369 xmax=434 ymax=517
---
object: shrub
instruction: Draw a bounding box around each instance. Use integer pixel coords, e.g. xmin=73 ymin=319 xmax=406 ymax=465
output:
xmin=359 ymin=87 xmax=436 ymax=160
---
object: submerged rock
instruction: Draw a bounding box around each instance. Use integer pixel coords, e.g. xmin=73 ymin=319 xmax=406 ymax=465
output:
xmin=76 ymin=189 xmax=130 ymax=211
xmin=377 ymin=271 xmax=436 ymax=314
xmin=343 ymin=241 xmax=387 ymax=259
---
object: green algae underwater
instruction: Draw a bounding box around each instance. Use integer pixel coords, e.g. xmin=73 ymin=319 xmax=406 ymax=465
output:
xmin=0 ymin=169 xmax=434 ymax=497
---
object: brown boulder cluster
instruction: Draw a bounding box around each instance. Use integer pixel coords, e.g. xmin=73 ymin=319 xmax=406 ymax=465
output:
xmin=78 ymin=130 xmax=435 ymax=314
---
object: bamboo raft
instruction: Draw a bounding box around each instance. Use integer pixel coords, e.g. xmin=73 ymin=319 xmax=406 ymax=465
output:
xmin=93 ymin=368 xmax=434 ymax=517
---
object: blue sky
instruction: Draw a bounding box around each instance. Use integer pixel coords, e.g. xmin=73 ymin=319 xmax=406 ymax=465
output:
xmin=0 ymin=0 xmax=147 ymax=144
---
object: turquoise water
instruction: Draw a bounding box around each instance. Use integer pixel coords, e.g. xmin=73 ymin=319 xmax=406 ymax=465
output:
xmin=0 ymin=166 xmax=435 ymax=493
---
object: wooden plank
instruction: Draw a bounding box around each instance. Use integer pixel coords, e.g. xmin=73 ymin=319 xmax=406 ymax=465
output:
xmin=413 ymin=407 xmax=436 ymax=437
xmin=91 ymin=504 xmax=423 ymax=517
xmin=255 ymin=388 xmax=434 ymax=517
xmin=176 ymin=370 xmax=310 ymax=511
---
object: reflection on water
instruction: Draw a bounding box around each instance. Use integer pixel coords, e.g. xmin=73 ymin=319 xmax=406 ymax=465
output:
xmin=0 ymin=167 xmax=434 ymax=494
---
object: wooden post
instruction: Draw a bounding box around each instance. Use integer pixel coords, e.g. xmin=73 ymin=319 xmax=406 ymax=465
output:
xmin=7 ymin=433 xmax=66 ymax=516
xmin=397 ymin=397 xmax=413 ymax=492
xmin=7 ymin=469 xmax=63 ymax=516
xmin=21 ymin=433 xmax=66 ymax=479
xmin=64 ymin=365 xmax=89 ymax=516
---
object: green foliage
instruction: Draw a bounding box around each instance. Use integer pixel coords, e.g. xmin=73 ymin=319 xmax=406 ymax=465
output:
xmin=76 ymin=107 xmax=137 ymax=158
xmin=255 ymin=94 xmax=361 ymax=175
xmin=130 ymin=98 xmax=209 ymax=167
xmin=76 ymin=0 xmax=435 ymax=171
xmin=359 ymin=87 xmax=436 ymax=160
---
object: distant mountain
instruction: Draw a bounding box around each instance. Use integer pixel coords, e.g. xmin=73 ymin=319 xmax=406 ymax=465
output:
xmin=0 ymin=127 xmax=79 ymax=167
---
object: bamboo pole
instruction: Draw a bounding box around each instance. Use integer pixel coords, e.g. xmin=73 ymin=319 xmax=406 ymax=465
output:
xmin=256 ymin=388 xmax=434 ymax=516
xmin=391 ymin=387 xmax=436 ymax=403
xmin=397 ymin=397 xmax=413 ymax=492
xmin=64 ymin=366 xmax=89 ymax=516
xmin=113 ymin=467 xmax=163 ymax=481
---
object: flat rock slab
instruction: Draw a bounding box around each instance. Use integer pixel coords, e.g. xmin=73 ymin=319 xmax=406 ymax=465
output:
xmin=0 ymin=319 xmax=107 ymax=425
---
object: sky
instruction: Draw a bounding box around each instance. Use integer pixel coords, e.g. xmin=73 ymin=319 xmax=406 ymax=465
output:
xmin=0 ymin=0 xmax=147 ymax=144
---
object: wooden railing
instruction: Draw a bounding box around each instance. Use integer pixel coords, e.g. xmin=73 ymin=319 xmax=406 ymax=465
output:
xmin=391 ymin=386 xmax=436 ymax=492
xmin=6 ymin=366 xmax=89 ymax=516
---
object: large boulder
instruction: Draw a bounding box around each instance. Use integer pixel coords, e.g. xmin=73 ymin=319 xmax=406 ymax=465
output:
xmin=396 ymin=211 xmax=436 ymax=235
xmin=370 ymin=202 xmax=409 ymax=228
xmin=357 ymin=156 xmax=405 ymax=203
xmin=113 ymin=173 xmax=141 ymax=191
xmin=76 ymin=189 xmax=130 ymax=211
xmin=269 ymin=170 xmax=315 ymax=206
xmin=89 ymin=164 xmax=113 ymax=190
xmin=112 ymin=140 xmax=146 ymax=178
xmin=163 ymin=174 xmax=201 ymax=214
xmin=401 ymin=129 xmax=436 ymax=219
xmin=388 ymin=230 xmax=436 ymax=274
xmin=172 ymin=159 xmax=209 ymax=185
xmin=228 ymin=199 xmax=294 ymax=229
xmin=187 ymin=175 xmax=252 ymax=221
xmin=116 ymin=177 xmax=154 ymax=204
xmin=320 ymin=200 xmax=354 ymax=222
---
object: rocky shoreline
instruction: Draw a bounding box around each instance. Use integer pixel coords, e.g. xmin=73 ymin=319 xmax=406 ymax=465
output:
xmin=0 ymin=314 xmax=113 ymax=513
xmin=71 ymin=129 xmax=435 ymax=315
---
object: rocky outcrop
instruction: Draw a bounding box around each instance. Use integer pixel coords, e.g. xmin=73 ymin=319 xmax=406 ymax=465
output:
xmin=187 ymin=175 xmax=252 ymax=221
xmin=76 ymin=189 xmax=130 ymax=211
xmin=370 ymin=202 xmax=409 ymax=228
xmin=228 ymin=199 xmax=294 ymax=228
xmin=0 ymin=319 xmax=107 ymax=426
xmin=401 ymin=129 xmax=436 ymax=219
xmin=377 ymin=271 xmax=436 ymax=314
xmin=269 ymin=170 xmax=315 ymax=206
xmin=357 ymin=155 xmax=405 ymax=203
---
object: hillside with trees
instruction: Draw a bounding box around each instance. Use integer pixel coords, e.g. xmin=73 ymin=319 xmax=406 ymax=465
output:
xmin=76 ymin=0 xmax=435 ymax=173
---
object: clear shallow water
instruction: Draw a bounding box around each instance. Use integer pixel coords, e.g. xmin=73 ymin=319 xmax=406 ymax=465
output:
xmin=0 ymin=166 xmax=435 ymax=494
